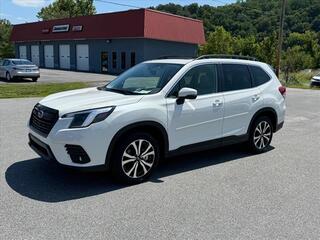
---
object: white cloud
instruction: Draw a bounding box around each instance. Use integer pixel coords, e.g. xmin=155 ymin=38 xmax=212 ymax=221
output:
xmin=12 ymin=0 xmax=47 ymax=8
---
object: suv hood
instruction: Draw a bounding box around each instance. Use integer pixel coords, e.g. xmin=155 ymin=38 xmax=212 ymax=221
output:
xmin=40 ymin=87 xmax=143 ymax=116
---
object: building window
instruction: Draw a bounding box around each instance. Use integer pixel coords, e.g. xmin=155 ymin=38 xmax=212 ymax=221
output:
xmin=101 ymin=52 xmax=108 ymax=73
xmin=121 ymin=52 xmax=126 ymax=70
xmin=112 ymin=52 xmax=117 ymax=69
xmin=130 ymin=52 xmax=136 ymax=67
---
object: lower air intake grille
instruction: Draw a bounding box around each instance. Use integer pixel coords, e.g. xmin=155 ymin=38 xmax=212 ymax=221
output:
xmin=65 ymin=145 xmax=91 ymax=164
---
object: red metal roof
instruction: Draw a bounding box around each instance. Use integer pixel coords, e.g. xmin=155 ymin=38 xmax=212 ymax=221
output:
xmin=10 ymin=9 xmax=205 ymax=44
xmin=144 ymin=10 xmax=205 ymax=45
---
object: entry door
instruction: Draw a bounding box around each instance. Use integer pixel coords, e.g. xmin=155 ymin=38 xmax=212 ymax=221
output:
xmin=19 ymin=46 xmax=27 ymax=59
xmin=59 ymin=45 xmax=70 ymax=69
xmin=166 ymin=64 xmax=224 ymax=150
xmin=44 ymin=45 xmax=54 ymax=68
xmin=31 ymin=45 xmax=40 ymax=66
xmin=76 ymin=44 xmax=89 ymax=71
xmin=101 ymin=52 xmax=108 ymax=73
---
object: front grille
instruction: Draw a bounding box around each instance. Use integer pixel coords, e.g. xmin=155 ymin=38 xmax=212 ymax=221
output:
xmin=30 ymin=104 xmax=59 ymax=137
xmin=65 ymin=145 xmax=91 ymax=164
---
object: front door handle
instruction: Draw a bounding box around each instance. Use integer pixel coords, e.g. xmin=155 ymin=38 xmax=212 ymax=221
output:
xmin=252 ymin=94 xmax=260 ymax=102
xmin=213 ymin=99 xmax=223 ymax=107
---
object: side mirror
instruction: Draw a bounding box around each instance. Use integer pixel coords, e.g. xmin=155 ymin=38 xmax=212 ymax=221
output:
xmin=177 ymin=87 xmax=197 ymax=104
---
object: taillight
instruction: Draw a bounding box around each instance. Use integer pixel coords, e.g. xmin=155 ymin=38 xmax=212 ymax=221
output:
xmin=279 ymin=86 xmax=286 ymax=98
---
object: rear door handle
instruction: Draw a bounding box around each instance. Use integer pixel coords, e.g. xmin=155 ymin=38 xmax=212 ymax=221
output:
xmin=252 ymin=94 xmax=260 ymax=102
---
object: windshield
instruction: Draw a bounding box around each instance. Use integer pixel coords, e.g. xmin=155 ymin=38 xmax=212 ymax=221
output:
xmin=12 ymin=60 xmax=33 ymax=65
xmin=103 ymin=63 xmax=183 ymax=95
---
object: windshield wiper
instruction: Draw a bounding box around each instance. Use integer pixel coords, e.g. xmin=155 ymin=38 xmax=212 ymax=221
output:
xmin=98 ymin=87 xmax=136 ymax=95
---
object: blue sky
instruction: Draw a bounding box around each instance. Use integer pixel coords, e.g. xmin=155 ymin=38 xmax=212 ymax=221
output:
xmin=0 ymin=0 xmax=236 ymax=24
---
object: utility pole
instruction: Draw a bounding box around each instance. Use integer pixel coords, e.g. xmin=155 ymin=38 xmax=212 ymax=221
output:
xmin=276 ymin=0 xmax=287 ymax=77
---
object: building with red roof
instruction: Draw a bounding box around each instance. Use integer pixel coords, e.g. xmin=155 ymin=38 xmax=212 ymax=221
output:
xmin=11 ymin=9 xmax=205 ymax=73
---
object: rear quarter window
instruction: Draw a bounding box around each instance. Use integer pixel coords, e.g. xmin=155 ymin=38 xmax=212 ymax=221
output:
xmin=250 ymin=65 xmax=271 ymax=87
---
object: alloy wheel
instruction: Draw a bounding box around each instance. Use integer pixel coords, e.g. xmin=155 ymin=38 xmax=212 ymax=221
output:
xmin=121 ymin=139 xmax=155 ymax=179
xmin=253 ymin=121 xmax=271 ymax=150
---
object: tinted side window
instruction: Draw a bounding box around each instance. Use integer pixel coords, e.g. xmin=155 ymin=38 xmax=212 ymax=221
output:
xmin=3 ymin=60 xmax=10 ymax=66
xmin=222 ymin=64 xmax=252 ymax=91
xmin=170 ymin=64 xmax=218 ymax=96
xmin=250 ymin=65 xmax=271 ymax=86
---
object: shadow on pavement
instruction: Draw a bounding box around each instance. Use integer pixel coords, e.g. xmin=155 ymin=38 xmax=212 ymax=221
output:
xmin=0 ymin=78 xmax=34 ymax=83
xmin=5 ymin=145 xmax=274 ymax=203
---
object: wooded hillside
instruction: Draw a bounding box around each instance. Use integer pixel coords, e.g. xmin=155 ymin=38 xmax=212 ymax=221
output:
xmin=152 ymin=0 xmax=320 ymax=39
xmin=152 ymin=0 xmax=320 ymax=84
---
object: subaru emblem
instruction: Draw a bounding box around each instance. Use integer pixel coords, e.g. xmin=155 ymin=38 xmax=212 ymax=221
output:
xmin=37 ymin=110 xmax=44 ymax=119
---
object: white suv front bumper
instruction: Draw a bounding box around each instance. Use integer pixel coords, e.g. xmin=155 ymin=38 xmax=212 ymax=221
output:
xmin=28 ymin=118 xmax=115 ymax=168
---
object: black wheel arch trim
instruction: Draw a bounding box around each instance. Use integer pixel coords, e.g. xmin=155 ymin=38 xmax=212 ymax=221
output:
xmin=105 ymin=121 xmax=169 ymax=168
xmin=247 ymin=107 xmax=278 ymax=134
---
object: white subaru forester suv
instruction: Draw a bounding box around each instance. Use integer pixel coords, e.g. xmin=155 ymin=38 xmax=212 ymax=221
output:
xmin=28 ymin=56 xmax=286 ymax=184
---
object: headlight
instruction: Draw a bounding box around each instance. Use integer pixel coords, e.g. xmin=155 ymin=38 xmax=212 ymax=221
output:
xmin=62 ymin=107 xmax=115 ymax=128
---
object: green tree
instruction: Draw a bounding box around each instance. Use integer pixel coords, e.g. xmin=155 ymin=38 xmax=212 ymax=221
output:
xmin=200 ymin=27 xmax=234 ymax=55
xmin=282 ymin=46 xmax=314 ymax=83
xmin=233 ymin=35 xmax=259 ymax=58
xmin=256 ymin=32 xmax=278 ymax=67
xmin=37 ymin=0 xmax=96 ymax=20
xmin=311 ymin=17 xmax=320 ymax=32
xmin=0 ymin=19 xmax=14 ymax=58
xmin=286 ymin=31 xmax=319 ymax=68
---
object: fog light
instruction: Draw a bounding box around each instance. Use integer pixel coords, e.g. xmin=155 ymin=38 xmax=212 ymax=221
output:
xmin=65 ymin=145 xmax=91 ymax=164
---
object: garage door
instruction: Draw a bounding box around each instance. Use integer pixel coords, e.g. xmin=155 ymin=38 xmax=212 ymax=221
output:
xmin=19 ymin=46 xmax=27 ymax=59
xmin=44 ymin=45 xmax=54 ymax=68
xmin=31 ymin=45 xmax=40 ymax=66
xmin=76 ymin=44 xmax=89 ymax=71
xmin=59 ymin=45 xmax=70 ymax=69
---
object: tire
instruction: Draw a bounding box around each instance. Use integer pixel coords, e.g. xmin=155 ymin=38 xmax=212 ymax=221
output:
xmin=5 ymin=72 xmax=11 ymax=81
xmin=32 ymin=77 xmax=38 ymax=82
xmin=248 ymin=116 xmax=273 ymax=154
xmin=110 ymin=132 xmax=160 ymax=184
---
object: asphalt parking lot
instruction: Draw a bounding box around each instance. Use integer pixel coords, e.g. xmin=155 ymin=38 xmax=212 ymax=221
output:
xmin=0 ymin=88 xmax=319 ymax=239
xmin=0 ymin=68 xmax=116 ymax=84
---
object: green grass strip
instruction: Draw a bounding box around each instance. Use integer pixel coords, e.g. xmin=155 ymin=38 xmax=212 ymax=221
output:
xmin=0 ymin=82 xmax=89 ymax=98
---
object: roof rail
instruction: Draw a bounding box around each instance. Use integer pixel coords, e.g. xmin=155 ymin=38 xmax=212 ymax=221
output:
xmin=157 ymin=55 xmax=195 ymax=60
xmin=196 ymin=54 xmax=258 ymax=61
